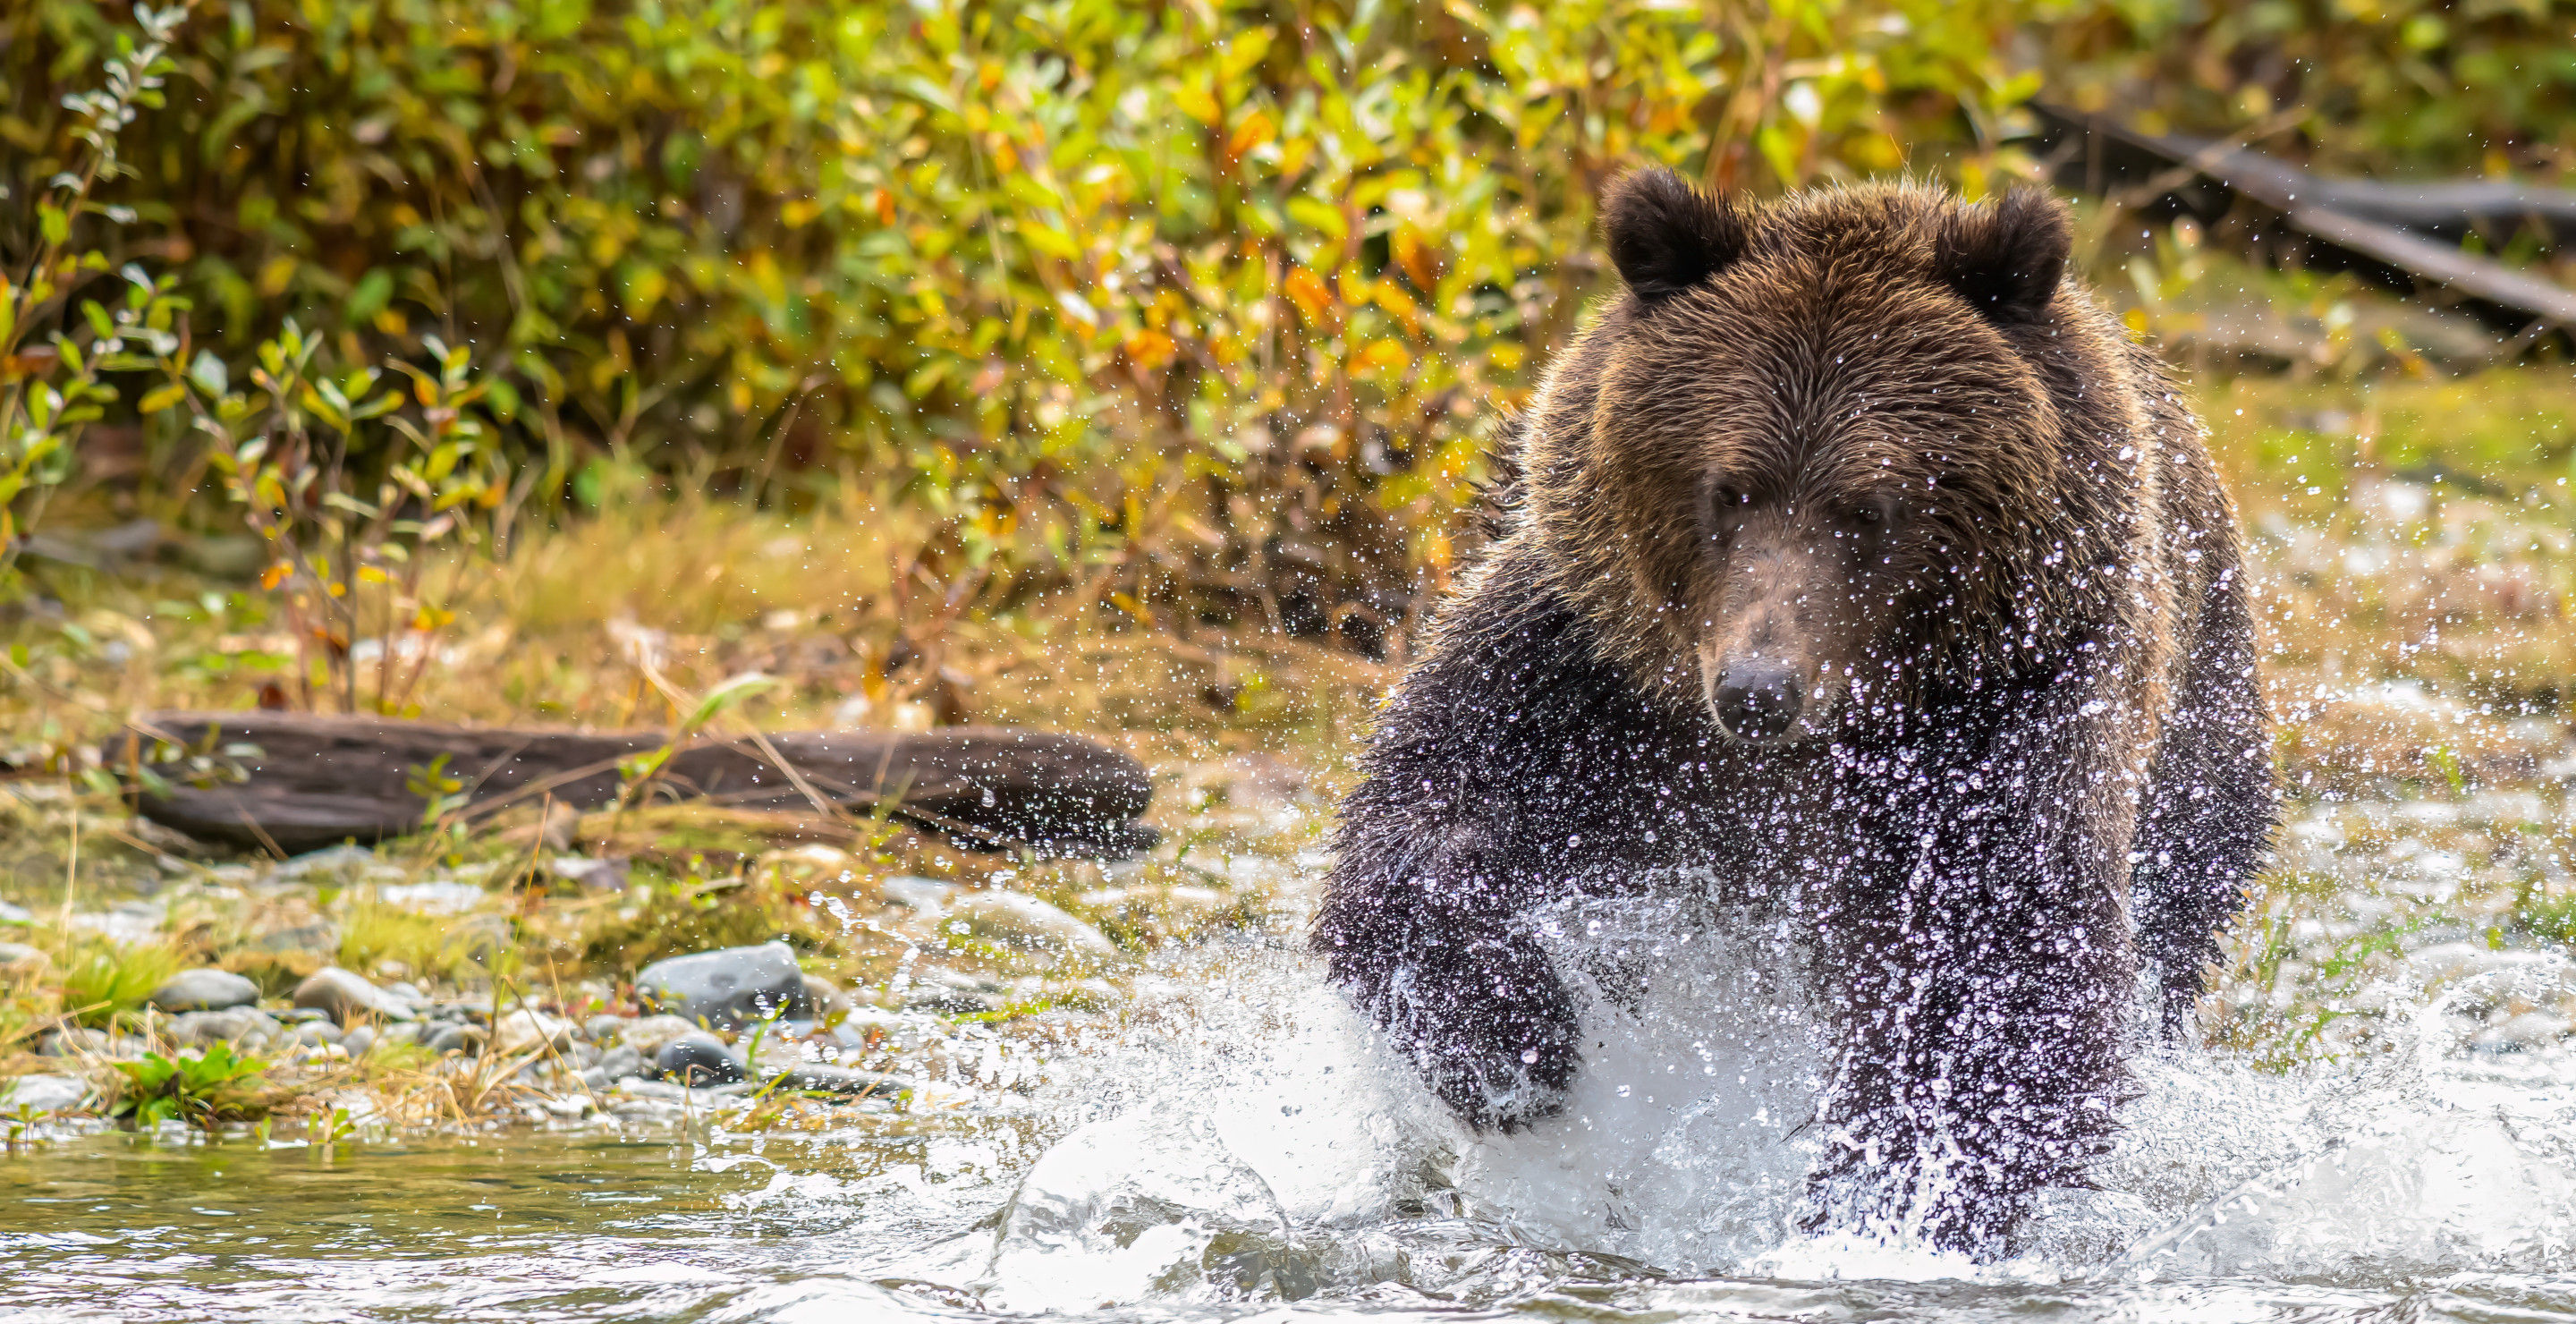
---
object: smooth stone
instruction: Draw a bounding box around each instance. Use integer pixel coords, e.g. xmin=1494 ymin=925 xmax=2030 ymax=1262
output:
xmin=904 ymin=989 xmax=1006 ymax=1016
xmin=425 ymin=1023 xmax=487 ymax=1056
xmin=339 ymin=1025 xmax=376 ymax=1057
xmin=634 ymin=943 xmax=811 ymax=1030
xmin=0 ymin=941 xmax=52 ymax=976
xmin=292 ymin=967 xmax=416 ymax=1026
xmin=289 ymin=1022 xmax=343 ymax=1048
xmin=655 ymin=1032 xmax=745 ymax=1087
xmin=942 ymin=890 xmax=1120 ymax=963
xmin=769 ymin=1063 xmax=910 ymax=1098
xmin=879 ymin=877 xmax=956 ymax=910
xmin=0 ymin=899 xmax=32 ymax=924
xmin=276 ymin=1006 xmax=331 ymax=1024
xmin=619 ymin=1014 xmax=699 ymax=1059
xmin=147 ymin=968 xmax=260 ymax=1013
xmin=584 ymin=1014 xmax=631 ymax=1043
xmin=164 ymin=1007 xmax=283 ymax=1048
xmin=489 ymin=1008 xmax=577 ymax=1057
xmin=591 ymin=1043 xmax=645 ymax=1082
xmin=1 ymin=1074 xmax=89 ymax=1112
xmin=40 ymin=1028 xmax=145 ymax=1058
xmin=250 ymin=921 xmax=340 ymax=955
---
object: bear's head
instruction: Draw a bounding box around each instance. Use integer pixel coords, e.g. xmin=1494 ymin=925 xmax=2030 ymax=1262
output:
xmin=1516 ymin=170 xmax=2140 ymax=745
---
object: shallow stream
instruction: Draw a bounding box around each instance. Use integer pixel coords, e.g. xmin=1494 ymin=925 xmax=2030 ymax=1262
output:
xmin=13 ymin=861 xmax=2576 ymax=1323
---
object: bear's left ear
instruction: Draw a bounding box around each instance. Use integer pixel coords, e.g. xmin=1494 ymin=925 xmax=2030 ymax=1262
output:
xmin=1602 ymin=167 xmax=1747 ymax=301
xmin=1934 ymin=188 xmax=2070 ymax=323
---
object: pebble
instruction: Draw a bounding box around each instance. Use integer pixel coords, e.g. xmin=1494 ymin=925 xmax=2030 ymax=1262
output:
xmin=0 ymin=1074 xmax=89 ymax=1112
xmin=339 ymin=1025 xmax=377 ymax=1057
xmin=293 ymin=967 xmax=417 ymax=1026
xmin=489 ymin=1008 xmax=577 ymax=1057
xmin=585 ymin=1044 xmax=644 ymax=1086
xmin=656 ymin=1031 xmax=745 ymax=1086
xmin=635 ymin=943 xmax=813 ymax=1029
xmin=942 ymin=890 xmax=1121 ymax=963
xmin=164 ymin=1007 xmax=284 ymax=1048
xmin=585 ymin=1014 xmax=632 ymax=1043
xmin=289 ymin=1022 xmax=344 ymax=1048
xmin=619 ymin=1014 xmax=700 ymax=1060
xmin=147 ymin=968 xmax=260 ymax=1013
xmin=426 ymin=1023 xmax=487 ymax=1057
xmin=770 ymin=1063 xmax=910 ymax=1098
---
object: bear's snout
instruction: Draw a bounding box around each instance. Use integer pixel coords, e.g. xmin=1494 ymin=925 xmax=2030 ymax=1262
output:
xmin=1710 ymin=659 xmax=1804 ymax=742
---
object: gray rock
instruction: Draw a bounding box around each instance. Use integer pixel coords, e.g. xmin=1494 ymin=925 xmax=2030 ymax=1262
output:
xmin=0 ymin=899 xmax=32 ymax=924
xmin=277 ymin=1006 xmax=331 ymax=1024
xmin=656 ymin=1032 xmax=744 ymax=1086
xmin=592 ymin=1043 xmax=645 ymax=1082
xmin=289 ymin=1022 xmax=344 ymax=1048
xmin=377 ymin=1023 xmax=426 ymax=1048
xmin=1 ymin=1074 xmax=89 ymax=1112
xmin=39 ymin=1028 xmax=145 ymax=1058
xmin=944 ymin=890 xmax=1119 ymax=963
xmin=489 ymin=1008 xmax=576 ymax=1057
xmin=250 ymin=922 xmax=340 ymax=956
xmin=880 ymin=876 xmax=956 ymax=910
xmin=147 ymin=968 xmax=259 ymax=1013
xmin=164 ymin=1007 xmax=283 ymax=1048
xmin=634 ymin=943 xmax=811 ymax=1030
xmin=618 ymin=1014 xmax=699 ymax=1059
xmin=292 ymin=967 xmax=416 ymax=1026
xmin=339 ymin=1025 xmax=376 ymax=1057
xmin=905 ymin=989 xmax=1006 ymax=1016
xmin=0 ymin=941 xmax=50 ymax=976
xmin=584 ymin=1014 xmax=632 ymax=1043
xmin=426 ymin=1023 xmax=487 ymax=1056
xmin=769 ymin=1063 xmax=911 ymax=1098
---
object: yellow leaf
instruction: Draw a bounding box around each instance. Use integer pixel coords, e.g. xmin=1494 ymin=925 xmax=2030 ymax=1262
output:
xmin=1356 ymin=339 xmax=1411 ymax=374
xmin=357 ymin=564 xmax=391 ymax=584
xmin=1174 ymin=82 xmax=1221 ymax=125
xmin=136 ymin=383 xmax=189 ymax=415
xmin=256 ymin=256 xmax=298 ymax=297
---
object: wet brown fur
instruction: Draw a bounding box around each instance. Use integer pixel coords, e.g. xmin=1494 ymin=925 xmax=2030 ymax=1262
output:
xmin=1315 ymin=172 xmax=2275 ymax=1253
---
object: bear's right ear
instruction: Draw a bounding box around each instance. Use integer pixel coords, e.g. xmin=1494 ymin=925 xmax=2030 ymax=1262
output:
xmin=1601 ymin=168 xmax=1746 ymax=301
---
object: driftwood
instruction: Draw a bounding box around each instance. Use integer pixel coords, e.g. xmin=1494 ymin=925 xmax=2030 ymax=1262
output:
xmin=130 ymin=711 xmax=1157 ymax=858
xmin=2026 ymin=105 xmax=2576 ymax=339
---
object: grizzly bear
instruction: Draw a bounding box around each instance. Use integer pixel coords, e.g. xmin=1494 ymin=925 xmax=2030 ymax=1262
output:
xmin=1314 ymin=171 xmax=2275 ymax=1252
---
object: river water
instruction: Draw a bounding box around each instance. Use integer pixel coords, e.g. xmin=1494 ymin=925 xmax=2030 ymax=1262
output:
xmin=12 ymin=842 xmax=2576 ymax=1324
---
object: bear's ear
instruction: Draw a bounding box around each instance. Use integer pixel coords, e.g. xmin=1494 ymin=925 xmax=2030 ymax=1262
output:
xmin=1934 ymin=188 xmax=2070 ymax=323
xmin=1601 ymin=168 xmax=1746 ymax=301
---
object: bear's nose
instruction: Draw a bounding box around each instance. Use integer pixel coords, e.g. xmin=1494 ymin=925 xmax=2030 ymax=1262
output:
xmin=1712 ymin=661 xmax=1803 ymax=741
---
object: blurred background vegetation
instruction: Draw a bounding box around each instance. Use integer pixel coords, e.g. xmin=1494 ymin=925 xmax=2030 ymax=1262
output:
xmin=2 ymin=0 xmax=2572 ymax=708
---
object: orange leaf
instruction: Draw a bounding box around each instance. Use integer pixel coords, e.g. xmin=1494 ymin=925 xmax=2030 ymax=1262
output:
xmin=1284 ymin=267 xmax=1333 ymax=327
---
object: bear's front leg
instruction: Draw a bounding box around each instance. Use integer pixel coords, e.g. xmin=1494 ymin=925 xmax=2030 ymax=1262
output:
xmin=1316 ymin=825 xmax=1582 ymax=1131
xmin=1807 ymin=709 xmax=2139 ymax=1252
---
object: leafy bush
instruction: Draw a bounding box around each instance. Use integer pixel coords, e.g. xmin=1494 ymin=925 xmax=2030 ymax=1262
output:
xmin=5 ymin=0 xmax=2572 ymax=641
xmin=2 ymin=0 xmax=2040 ymax=642
xmin=108 ymin=1040 xmax=269 ymax=1127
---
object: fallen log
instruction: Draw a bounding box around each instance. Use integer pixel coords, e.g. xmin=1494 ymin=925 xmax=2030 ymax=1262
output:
xmin=2024 ymin=104 xmax=2576 ymax=340
xmin=129 ymin=711 xmax=1158 ymax=858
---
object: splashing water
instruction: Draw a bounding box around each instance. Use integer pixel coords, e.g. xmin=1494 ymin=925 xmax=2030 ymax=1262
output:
xmin=886 ymin=851 xmax=2576 ymax=1318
